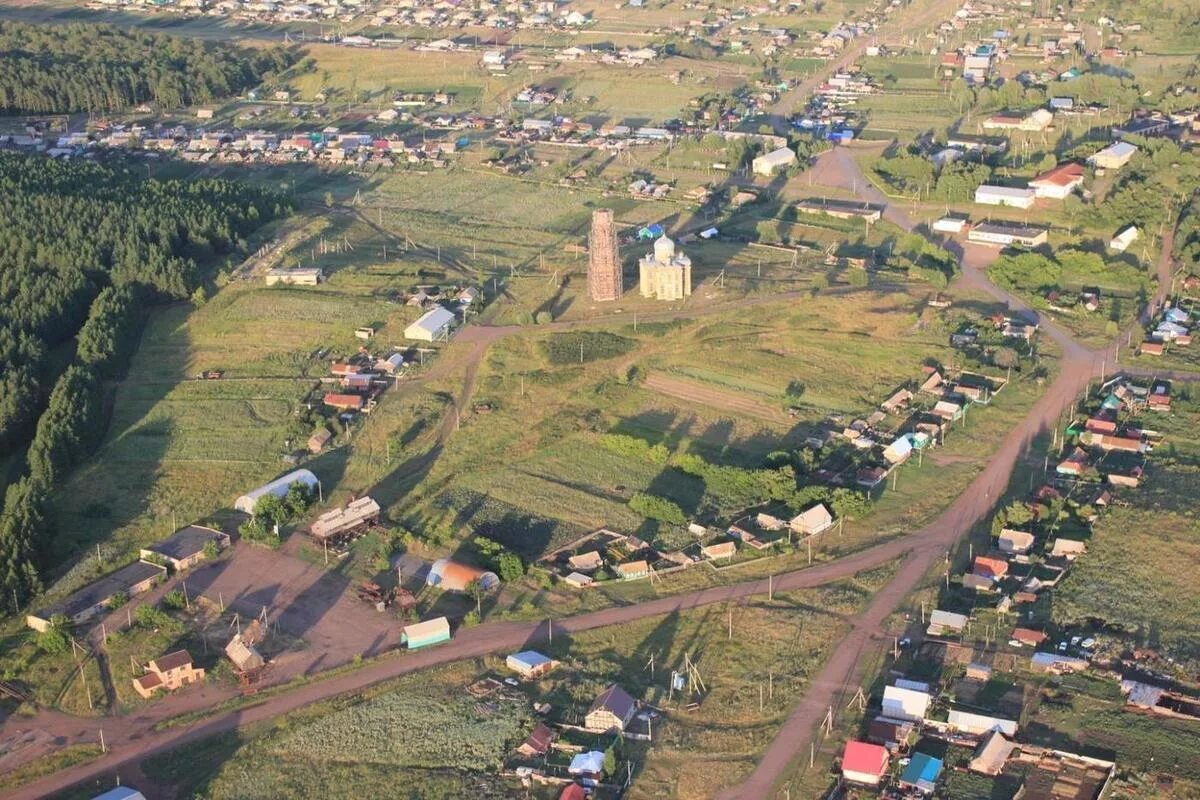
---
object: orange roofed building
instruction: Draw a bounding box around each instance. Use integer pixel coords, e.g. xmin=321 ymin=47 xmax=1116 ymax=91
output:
xmin=133 ymin=650 xmax=205 ymax=699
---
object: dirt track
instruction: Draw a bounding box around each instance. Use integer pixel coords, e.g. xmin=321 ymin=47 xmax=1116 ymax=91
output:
xmin=642 ymin=371 xmax=787 ymax=423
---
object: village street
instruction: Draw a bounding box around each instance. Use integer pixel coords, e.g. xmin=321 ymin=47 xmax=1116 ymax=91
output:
xmin=3 ymin=141 xmax=1183 ymax=799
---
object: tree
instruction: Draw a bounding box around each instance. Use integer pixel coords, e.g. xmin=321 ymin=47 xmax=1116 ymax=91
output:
xmin=846 ymin=269 xmax=869 ymax=288
xmin=628 ymin=493 xmax=686 ymax=526
xmin=161 ymin=589 xmax=186 ymax=610
xmin=202 ymin=539 xmax=220 ymax=560
xmin=756 ymin=218 xmax=782 ymax=244
xmin=497 ymin=552 xmax=525 ymax=583
xmin=466 ymin=578 xmax=486 ymax=616
xmin=36 ymin=615 xmax=70 ymax=655
xmin=603 ymin=745 xmax=618 ymax=777
xmin=108 ymin=590 xmax=128 ymax=608
xmin=993 ymin=347 xmax=1020 ymax=369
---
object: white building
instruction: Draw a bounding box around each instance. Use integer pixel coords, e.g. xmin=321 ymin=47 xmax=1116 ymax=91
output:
xmin=1088 ymin=141 xmax=1137 ymax=170
xmin=638 ymin=236 xmax=692 ymax=301
xmin=882 ymin=685 xmax=932 ymax=722
xmin=752 ymin=146 xmax=797 ymax=176
xmin=933 ymin=216 xmax=968 ymax=234
xmin=947 ymin=709 xmax=1018 ymax=736
xmin=974 ymin=185 xmax=1036 ymax=209
xmin=968 ymin=222 xmax=1048 ymax=248
xmin=404 ymin=306 xmax=457 ymax=341
xmin=789 ymin=503 xmax=833 ymax=535
xmin=1109 ymin=225 xmax=1139 ymax=252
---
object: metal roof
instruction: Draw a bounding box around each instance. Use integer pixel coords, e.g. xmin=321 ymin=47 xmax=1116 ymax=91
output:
xmin=407 ymin=306 xmax=456 ymax=335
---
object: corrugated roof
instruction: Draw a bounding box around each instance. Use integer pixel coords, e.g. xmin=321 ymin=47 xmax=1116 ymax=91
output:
xmin=588 ymin=683 xmax=636 ymax=722
xmin=145 ymin=526 xmax=225 ymax=561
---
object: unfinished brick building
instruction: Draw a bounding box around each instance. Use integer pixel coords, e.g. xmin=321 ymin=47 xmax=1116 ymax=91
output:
xmin=587 ymin=209 xmax=622 ymax=302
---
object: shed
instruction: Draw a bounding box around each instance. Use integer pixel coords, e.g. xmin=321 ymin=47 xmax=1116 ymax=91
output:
xmin=404 ymin=306 xmax=457 ymax=341
xmin=841 ymin=740 xmax=889 ymax=785
xmin=27 ymin=560 xmax=167 ymax=631
xmin=141 ymin=525 xmax=230 ymax=571
xmin=92 ymin=789 xmax=148 ymax=800
xmin=225 ymin=633 xmax=265 ymax=672
xmin=310 ymin=496 xmax=381 ymax=541
xmin=307 ymin=427 xmax=333 ymax=454
xmin=1109 ymin=224 xmax=1139 ymax=252
xmin=402 ymin=616 xmax=451 ymax=649
xmin=235 ymin=469 xmax=319 ymax=515
xmin=563 ymin=571 xmax=595 ymax=588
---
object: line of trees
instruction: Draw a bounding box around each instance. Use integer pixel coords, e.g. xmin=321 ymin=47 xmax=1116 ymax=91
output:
xmin=0 ymin=21 xmax=294 ymax=114
xmin=0 ymin=152 xmax=289 ymax=608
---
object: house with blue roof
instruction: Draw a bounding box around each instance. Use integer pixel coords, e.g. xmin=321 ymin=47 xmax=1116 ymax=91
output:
xmin=900 ymin=752 xmax=944 ymax=794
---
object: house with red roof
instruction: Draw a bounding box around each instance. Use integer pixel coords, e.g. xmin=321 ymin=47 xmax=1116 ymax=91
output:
xmin=1029 ymin=162 xmax=1085 ymax=199
xmin=973 ymin=556 xmax=1009 ymax=581
xmin=841 ymin=740 xmax=890 ymax=785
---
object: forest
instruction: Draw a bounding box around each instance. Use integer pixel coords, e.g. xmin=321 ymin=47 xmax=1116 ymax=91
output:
xmin=0 ymin=20 xmax=293 ymax=114
xmin=0 ymin=152 xmax=289 ymax=606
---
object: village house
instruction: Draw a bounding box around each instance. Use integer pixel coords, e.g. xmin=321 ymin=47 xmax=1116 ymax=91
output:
xmin=900 ymin=752 xmax=944 ymax=794
xmin=140 ymin=525 xmax=230 ymax=571
xmin=567 ymin=550 xmax=604 ymax=573
xmin=1028 ymin=162 xmax=1085 ymax=199
xmin=132 ymin=650 xmax=205 ymax=699
xmin=615 ymin=560 xmax=650 ymax=580
xmin=997 ymin=528 xmax=1035 ymax=555
xmin=1088 ymin=141 xmax=1137 ymax=170
xmin=506 ymin=650 xmax=557 ymax=679
xmin=882 ymin=684 xmax=931 ymax=722
xmin=701 ymin=541 xmax=737 ymax=561
xmin=515 ymin=722 xmax=556 ymax=758
xmin=927 ymin=609 xmax=967 ymax=637
xmin=973 ymin=556 xmax=1009 ymax=581
xmin=841 ymin=740 xmax=890 ymax=786
xmin=585 ymin=683 xmax=637 ymax=732
xmin=970 ymin=730 xmax=1016 ymax=775
xmin=789 ymin=503 xmax=834 ymax=536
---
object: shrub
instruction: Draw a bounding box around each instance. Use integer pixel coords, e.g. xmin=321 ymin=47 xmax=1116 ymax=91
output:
xmin=628 ymin=493 xmax=686 ymax=525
